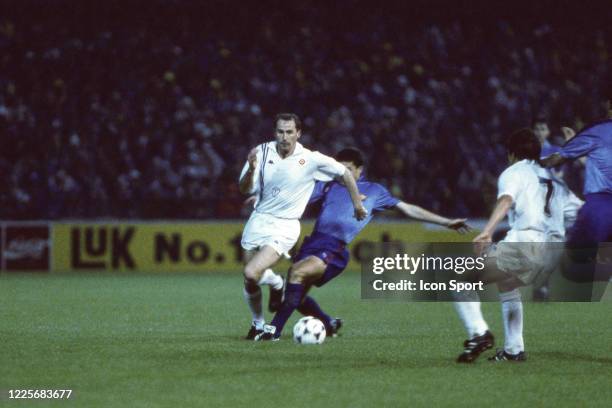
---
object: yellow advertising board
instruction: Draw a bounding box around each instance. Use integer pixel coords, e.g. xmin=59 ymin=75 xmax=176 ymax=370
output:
xmin=52 ymin=221 xmax=473 ymax=273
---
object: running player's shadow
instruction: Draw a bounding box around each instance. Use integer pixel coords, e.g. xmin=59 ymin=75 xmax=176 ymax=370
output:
xmin=538 ymin=351 xmax=612 ymax=365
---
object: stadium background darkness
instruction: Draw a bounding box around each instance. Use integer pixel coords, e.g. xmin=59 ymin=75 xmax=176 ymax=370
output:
xmin=1 ymin=0 xmax=610 ymax=220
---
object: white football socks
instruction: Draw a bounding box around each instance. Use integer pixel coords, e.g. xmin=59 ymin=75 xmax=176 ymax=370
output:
xmin=243 ymin=286 xmax=264 ymax=329
xmin=243 ymin=269 xmax=283 ymax=330
xmin=499 ymin=289 xmax=524 ymax=355
xmin=453 ymin=289 xmax=488 ymax=338
xmin=258 ymin=268 xmax=284 ymax=290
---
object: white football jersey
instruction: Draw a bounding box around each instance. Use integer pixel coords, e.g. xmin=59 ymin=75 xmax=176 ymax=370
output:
xmin=239 ymin=142 xmax=346 ymax=219
xmin=497 ymin=160 xmax=583 ymax=241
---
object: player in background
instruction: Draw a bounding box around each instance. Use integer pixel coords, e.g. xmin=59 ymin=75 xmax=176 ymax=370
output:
xmin=255 ymin=148 xmax=471 ymax=341
xmin=533 ymin=117 xmax=561 ymax=159
xmin=533 ymin=116 xmax=585 ymax=173
xmin=239 ymin=114 xmax=367 ymax=339
xmin=502 ymin=117 xmax=578 ymax=300
xmin=542 ymin=87 xmax=612 ymax=270
xmin=455 ymin=129 xmax=582 ymax=363
xmin=532 ymin=116 xmax=564 ymax=300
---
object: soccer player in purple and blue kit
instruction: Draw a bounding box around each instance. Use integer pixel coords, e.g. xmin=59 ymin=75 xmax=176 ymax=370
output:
xmin=255 ymin=148 xmax=470 ymax=341
xmin=534 ymin=118 xmax=562 ymax=159
xmin=543 ymin=87 xmax=612 ymax=267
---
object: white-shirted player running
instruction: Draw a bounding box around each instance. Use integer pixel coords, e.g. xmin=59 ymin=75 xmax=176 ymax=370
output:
xmin=455 ymin=128 xmax=582 ymax=362
xmin=238 ymin=113 xmax=367 ymax=339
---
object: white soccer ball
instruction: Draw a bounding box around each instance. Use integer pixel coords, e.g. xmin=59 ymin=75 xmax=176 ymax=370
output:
xmin=293 ymin=316 xmax=326 ymax=344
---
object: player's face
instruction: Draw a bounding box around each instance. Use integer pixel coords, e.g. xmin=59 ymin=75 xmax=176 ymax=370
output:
xmin=275 ymin=120 xmax=301 ymax=157
xmin=533 ymin=122 xmax=550 ymax=141
xmin=340 ymin=161 xmax=363 ymax=181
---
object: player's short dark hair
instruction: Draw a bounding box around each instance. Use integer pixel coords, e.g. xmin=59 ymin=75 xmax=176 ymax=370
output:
xmin=335 ymin=148 xmax=364 ymax=167
xmin=505 ymin=128 xmax=541 ymax=161
xmin=275 ymin=113 xmax=302 ymax=131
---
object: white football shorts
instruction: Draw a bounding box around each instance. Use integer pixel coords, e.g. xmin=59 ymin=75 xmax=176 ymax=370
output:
xmin=489 ymin=230 xmax=564 ymax=286
xmin=241 ymin=211 xmax=300 ymax=258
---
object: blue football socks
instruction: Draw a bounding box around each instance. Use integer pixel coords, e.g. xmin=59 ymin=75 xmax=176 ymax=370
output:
xmin=270 ymin=283 xmax=305 ymax=337
xmin=298 ymin=295 xmax=331 ymax=328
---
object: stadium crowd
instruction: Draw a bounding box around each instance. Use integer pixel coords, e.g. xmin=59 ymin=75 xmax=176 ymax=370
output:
xmin=1 ymin=2 xmax=608 ymax=219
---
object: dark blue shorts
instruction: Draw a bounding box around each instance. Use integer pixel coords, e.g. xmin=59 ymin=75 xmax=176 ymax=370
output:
xmin=564 ymin=193 xmax=612 ymax=282
xmin=567 ymin=193 xmax=612 ymax=247
xmin=295 ymin=232 xmax=349 ymax=287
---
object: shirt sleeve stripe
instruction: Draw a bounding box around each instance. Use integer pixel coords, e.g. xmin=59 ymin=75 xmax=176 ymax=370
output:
xmin=258 ymin=143 xmax=268 ymax=204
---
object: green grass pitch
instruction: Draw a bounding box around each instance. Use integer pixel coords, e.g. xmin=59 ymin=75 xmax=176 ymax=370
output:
xmin=1 ymin=273 xmax=611 ymax=407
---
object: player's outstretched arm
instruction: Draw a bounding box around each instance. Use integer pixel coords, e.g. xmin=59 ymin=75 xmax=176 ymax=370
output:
xmin=239 ymin=147 xmax=258 ymax=194
xmin=395 ymin=202 xmax=471 ymax=233
xmin=560 ymin=127 xmax=587 ymax=166
xmin=341 ymin=170 xmax=368 ymax=220
xmin=473 ymin=195 xmax=513 ymax=254
xmin=541 ymin=152 xmax=567 ymax=168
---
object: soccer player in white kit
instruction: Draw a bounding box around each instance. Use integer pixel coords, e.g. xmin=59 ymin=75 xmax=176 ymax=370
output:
xmin=238 ymin=113 xmax=367 ymax=339
xmin=455 ymin=128 xmax=582 ymax=362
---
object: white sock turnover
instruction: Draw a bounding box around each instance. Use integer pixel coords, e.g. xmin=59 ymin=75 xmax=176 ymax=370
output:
xmin=258 ymin=268 xmax=284 ymax=290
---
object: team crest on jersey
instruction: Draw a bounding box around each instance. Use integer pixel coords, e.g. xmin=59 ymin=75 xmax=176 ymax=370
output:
xmin=299 ymin=159 xmax=305 ymax=165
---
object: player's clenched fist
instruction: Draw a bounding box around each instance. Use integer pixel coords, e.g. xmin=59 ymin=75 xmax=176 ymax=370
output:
xmin=247 ymin=147 xmax=258 ymax=170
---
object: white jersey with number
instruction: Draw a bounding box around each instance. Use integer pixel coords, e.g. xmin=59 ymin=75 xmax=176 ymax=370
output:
xmin=497 ymin=159 xmax=583 ymax=241
xmin=492 ymin=160 xmax=583 ymax=284
xmin=239 ymin=141 xmax=346 ymax=220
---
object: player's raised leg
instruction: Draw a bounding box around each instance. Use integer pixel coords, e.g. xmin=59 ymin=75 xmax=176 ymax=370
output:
xmin=256 ymin=255 xmax=326 ymax=340
xmin=451 ymin=254 xmax=498 ymax=362
xmin=243 ymin=246 xmax=282 ymax=339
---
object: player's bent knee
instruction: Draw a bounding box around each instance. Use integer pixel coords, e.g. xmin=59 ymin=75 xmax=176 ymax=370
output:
xmin=497 ymin=277 xmax=522 ymax=293
xmin=290 ymin=265 xmax=324 ymax=285
xmin=243 ymin=264 xmax=263 ymax=284
xmin=288 ymin=266 xmax=310 ymax=284
xmin=288 ymin=270 xmax=306 ymax=284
